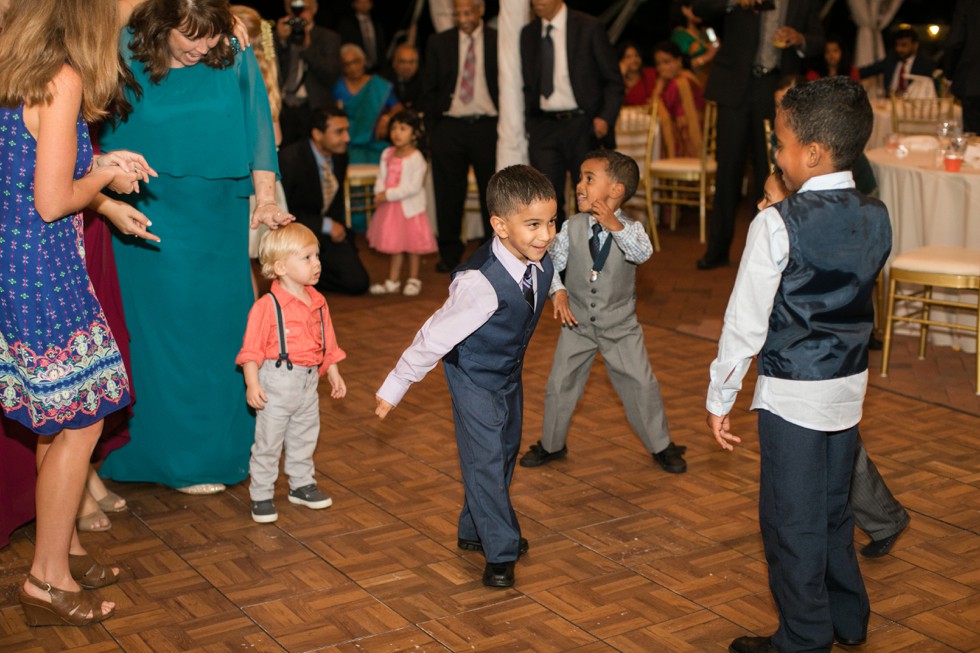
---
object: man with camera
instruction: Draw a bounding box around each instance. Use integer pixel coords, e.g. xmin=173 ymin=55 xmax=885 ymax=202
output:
xmin=276 ymin=0 xmax=342 ymax=146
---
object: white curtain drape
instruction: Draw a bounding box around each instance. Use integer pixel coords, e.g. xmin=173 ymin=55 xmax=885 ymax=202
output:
xmin=428 ymin=0 xmax=454 ymax=33
xmin=497 ymin=0 xmax=530 ymax=167
xmin=846 ymin=0 xmax=905 ymax=67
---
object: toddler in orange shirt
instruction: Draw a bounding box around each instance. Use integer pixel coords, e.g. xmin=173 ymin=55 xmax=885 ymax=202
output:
xmin=236 ymin=224 xmax=346 ymax=523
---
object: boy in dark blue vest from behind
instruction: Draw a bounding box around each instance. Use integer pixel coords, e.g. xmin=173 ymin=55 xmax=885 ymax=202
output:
xmin=376 ymin=165 xmax=557 ymax=588
xmin=706 ymin=77 xmax=891 ymax=653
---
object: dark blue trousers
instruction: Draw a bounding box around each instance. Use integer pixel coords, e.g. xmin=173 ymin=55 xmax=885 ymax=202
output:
xmin=758 ymin=410 xmax=870 ymax=653
xmin=444 ymin=363 xmax=523 ymax=563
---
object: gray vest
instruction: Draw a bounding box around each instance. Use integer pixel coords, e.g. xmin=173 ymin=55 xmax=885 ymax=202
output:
xmin=564 ymin=213 xmax=638 ymax=329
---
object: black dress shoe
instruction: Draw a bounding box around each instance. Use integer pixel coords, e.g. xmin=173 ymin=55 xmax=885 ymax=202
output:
xmin=482 ymin=561 xmax=515 ymax=587
xmin=728 ymin=635 xmax=777 ymax=653
xmin=860 ymin=523 xmax=907 ymax=558
xmin=458 ymin=537 xmax=529 ymax=558
xmin=868 ymin=333 xmax=883 ymax=351
xmin=834 ymin=632 xmax=867 ymax=646
xmin=653 ymin=442 xmax=687 ymax=473
xmin=696 ymin=255 xmax=730 ymax=270
xmin=519 ymin=441 xmax=567 ymax=467
xmin=435 ymin=260 xmax=456 ymax=273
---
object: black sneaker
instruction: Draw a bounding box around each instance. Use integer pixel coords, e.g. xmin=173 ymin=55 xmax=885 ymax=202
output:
xmin=519 ymin=441 xmax=568 ymax=468
xmin=653 ymin=442 xmax=687 ymax=474
xmin=251 ymin=499 xmax=278 ymax=523
xmin=287 ymin=485 xmax=333 ymax=509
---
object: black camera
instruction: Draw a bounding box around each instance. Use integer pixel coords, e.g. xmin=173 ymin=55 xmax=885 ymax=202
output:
xmin=286 ymin=0 xmax=307 ymax=46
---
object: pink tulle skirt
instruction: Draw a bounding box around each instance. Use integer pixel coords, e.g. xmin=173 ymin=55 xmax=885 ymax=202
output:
xmin=366 ymin=201 xmax=437 ymax=255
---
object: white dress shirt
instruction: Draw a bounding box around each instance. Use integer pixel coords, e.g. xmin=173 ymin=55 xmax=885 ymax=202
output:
xmin=890 ymin=55 xmax=916 ymax=91
xmin=377 ymin=238 xmax=544 ymax=406
xmin=706 ymin=171 xmax=870 ymax=432
xmin=539 ymin=3 xmax=578 ymax=112
xmin=447 ymin=23 xmax=497 ymax=117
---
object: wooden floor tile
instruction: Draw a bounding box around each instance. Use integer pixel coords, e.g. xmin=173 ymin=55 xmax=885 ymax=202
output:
xmin=420 ymin=597 xmax=596 ymax=652
xmin=245 ymin=584 xmax=409 ymax=652
xmin=314 ymin=626 xmax=447 ymax=652
xmin=530 ymin=569 xmax=700 ymax=639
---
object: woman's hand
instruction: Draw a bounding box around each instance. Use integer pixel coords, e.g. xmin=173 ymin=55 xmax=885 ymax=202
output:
xmin=95 ymin=150 xmax=157 ymax=193
xmin=92 ymin=195 xmax=160 ymax=242
xmin=251 ymin=202 xmax=295 ymax=229
xmin=231 ymin=14 xmax=250 ymax=48
xmin=94 ymin=150 xmax=157 ymax=184
xmin=105 ymin=166 xmax=144 ymax=194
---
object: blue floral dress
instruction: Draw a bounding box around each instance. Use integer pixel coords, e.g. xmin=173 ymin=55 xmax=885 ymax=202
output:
xmin=0 ymin=106 xmax=131 ymax=435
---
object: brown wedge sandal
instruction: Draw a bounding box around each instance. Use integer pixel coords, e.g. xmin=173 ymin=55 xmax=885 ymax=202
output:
xmin=19 ymin=574 xmax=115 ymax=626
xmin=69 ymin=553 xmax=120 ymax=589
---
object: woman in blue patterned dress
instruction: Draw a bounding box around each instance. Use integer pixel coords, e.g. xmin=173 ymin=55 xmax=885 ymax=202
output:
xmin=0 ymin=0 xmax=157 ymax=626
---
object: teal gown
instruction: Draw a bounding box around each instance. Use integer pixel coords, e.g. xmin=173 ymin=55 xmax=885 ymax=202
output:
xmin=99 ymin=33 xmax=277 ymax=487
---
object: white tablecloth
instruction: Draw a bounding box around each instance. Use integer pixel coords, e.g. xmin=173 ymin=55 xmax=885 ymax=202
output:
xmin=867 ymin=147 xmax=980 ymax=352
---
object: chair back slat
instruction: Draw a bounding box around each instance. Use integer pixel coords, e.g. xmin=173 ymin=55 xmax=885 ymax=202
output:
xmin=890 ymin=96 xmax=956 ymax=135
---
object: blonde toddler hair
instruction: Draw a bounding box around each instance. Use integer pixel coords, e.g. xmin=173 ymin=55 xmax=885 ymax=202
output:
xmin=258 ymin=223 xmax=319 ymax=279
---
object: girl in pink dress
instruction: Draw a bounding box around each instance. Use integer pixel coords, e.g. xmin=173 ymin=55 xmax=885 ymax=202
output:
xmin=366 ymin=110 xmax=436 ymax=297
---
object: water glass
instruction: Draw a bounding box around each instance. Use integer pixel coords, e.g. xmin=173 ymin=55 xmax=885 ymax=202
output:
xmin=943 ymin=133 xmax=972 ymax=172
xmin=936 ymin=120 xmax=961 ymax=152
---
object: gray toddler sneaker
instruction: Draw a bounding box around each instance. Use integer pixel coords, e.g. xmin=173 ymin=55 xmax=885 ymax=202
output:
xmin=288 ymin=485 xmax=333 ymax=509
xmin=251 ymin=499 xmax=278 ymax=523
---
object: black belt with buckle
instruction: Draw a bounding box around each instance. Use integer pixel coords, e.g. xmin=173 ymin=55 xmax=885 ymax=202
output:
xmin=539 ymin=109 xmax=586 ymax=120
xmin=751 ymin=65 xmax=780 ymax=78
xmin=447 ymin=114 xmax=495 ymax=124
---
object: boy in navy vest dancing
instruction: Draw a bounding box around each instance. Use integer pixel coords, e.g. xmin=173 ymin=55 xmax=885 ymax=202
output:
xmin=706 ymin=77 xmax=891 ymax=653
xmin=376 ymin=165 xmax=557 ymax=588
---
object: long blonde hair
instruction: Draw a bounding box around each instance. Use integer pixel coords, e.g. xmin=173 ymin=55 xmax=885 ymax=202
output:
xmin=230 ymin=5 xmax=281 ymax=122
xmin=0 ymin=0 xmax=121 ymax=121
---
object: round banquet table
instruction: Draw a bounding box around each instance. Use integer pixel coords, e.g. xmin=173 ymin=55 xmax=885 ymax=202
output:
xmin=866 ymin=147 xmax=980 ymax=352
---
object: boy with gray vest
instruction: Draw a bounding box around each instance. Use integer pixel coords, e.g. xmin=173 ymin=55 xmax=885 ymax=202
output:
xmin=707 ymin=77 xmax=890 ymax=653
xmin=376 ymin=165 xmax=557 ymax=589
xmin=519 ymin=150 xmax=686 ymax=474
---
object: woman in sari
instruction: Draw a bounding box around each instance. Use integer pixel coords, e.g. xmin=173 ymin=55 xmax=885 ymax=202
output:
xmin=333 ymin=43 xmax=399 ymax=165
xmin=669 ymin=1 xmax=718 ymax=85
xmin=652 ymin=40 xmax=705 ymax=159
xmin=619 ymin=41 xmax=658 ymax=106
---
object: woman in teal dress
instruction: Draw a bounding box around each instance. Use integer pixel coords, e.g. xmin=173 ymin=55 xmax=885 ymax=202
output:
xmin=334 ymin=43 xmax=400 ymax=165
xmin=99 ymin=0 xmax=291 ymax=493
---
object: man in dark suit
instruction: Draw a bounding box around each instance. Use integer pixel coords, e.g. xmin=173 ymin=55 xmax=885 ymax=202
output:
xmin=944 ymin=0 xmax=979 ymax=132
xmin=693 ymin=0 xmax=823 ymax=270
xmin=422 ymin=0 xmax=499 ymax=272
xmin=385 ymin=43 xmax=423 ymax=108
xmin=275 ymin=0 xmax=342 ymax=147
xmin=278 ymin=106 xmax=370 ymax=295
xmin=336 ymin=0 xmax=387 ymax=74
xmin=859 ymin=28 xmax=937 ymax=95
xmin=520 ymin=0 xmax=623 ymax=228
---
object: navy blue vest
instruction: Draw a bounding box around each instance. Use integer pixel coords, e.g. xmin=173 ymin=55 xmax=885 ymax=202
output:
xmin=758 ymin=189 xmax=891 ymax=381
xmin=443 ymin=241 xmax=554 ymax=390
